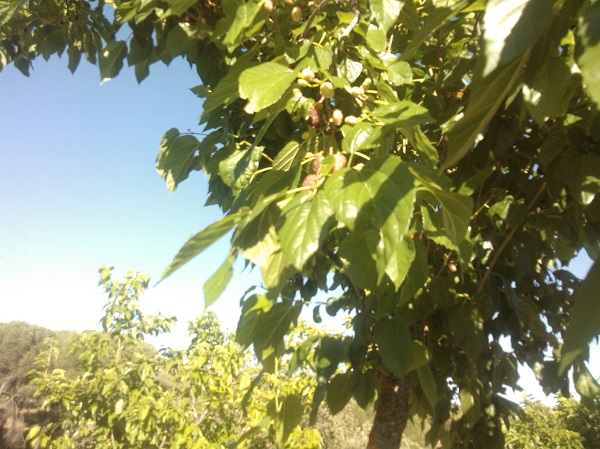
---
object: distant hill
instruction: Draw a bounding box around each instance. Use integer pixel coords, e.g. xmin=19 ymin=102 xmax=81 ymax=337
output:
xmin=0 ymin=322 xmax=79 ymax=449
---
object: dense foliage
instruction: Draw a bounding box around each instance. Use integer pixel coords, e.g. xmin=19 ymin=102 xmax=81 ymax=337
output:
xmin=2 ymin=0 xmax=600 ymax=447
xmin=27 ymin=267 xmax=323 ymax=449
xmin=505 ymin=396 xmax=600 ymax=449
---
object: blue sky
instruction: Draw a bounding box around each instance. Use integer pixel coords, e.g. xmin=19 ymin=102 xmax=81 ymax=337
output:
xmin=0 ymin=54 xmax=596 ymax=403
xmin=0 ymin=56 xmax=258 ymax=346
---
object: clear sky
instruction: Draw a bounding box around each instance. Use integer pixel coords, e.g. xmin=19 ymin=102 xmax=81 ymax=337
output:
xmin=0 ymin=55 xmax=258 ymax=347
xmin=0 ymin=54 xmax=596 ymax=403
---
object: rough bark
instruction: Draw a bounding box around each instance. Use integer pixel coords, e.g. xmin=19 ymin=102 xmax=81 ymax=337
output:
xmin=367 ymin=374 xmax=411 ymax=449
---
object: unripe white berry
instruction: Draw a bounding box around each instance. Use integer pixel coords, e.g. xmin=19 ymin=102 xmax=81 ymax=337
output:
xmin=331 ymin=109 xmax=344 ymax=127
xmin=319 ymin=81 xmax=334 ymax=99
xmin=291 ymin=6 xmax=302 ymax=22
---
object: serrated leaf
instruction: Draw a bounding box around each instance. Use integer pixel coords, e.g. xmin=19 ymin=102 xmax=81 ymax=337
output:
xmin=578 ymin=1 xmax=600 ymax=107
xmin=370 ymin=0 xmax=403 ymax=34
xmin=253 ymin=302 xmax=302 ymax=361
xmin=327 ymin=372 xmax=358 ymax=415
xmin=99 ymin=40 xmax=127 ymax=82
xmin=482 ymin=0 xmax=552 ymax=76
xmin=373 ymin=316 xmax=412 ymax=378
xmin=560 ymin=259 xmax=600 ymax=374
xmin=160 ymin=210 xmax=247 ymax=282
xmin=239 ymin=62 xmax=297 ymax=113
xmin=279 ymin=191 xmax=334 ymax=270
xmin=203 ymin=253 xmax=234 ymax=308
xmin=443 ymin=55 xmax=526 ymax=170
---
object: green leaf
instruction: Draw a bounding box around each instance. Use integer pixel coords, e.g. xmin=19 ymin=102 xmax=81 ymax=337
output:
xmin=400 ymin=2 xmax=469 ymax=61
xmin=253 ymin=302 xmax=302 ymax=361
xmin=370 ymin=0 xmax=403 ymax=34
xmin=373 ymin=100 xmax=431 ymax=127
xmin=417 ymin=364 xmax=437 ymax=409
xmin=99 ymin=40 xmax=127 ymax=82
xmin=421 ymin=188 xmax=472 ymax=246
xmin=341 ymin=122 xmax=382 ymax=154
xmin=261 ymin=248 xmax=295 ymax=294
xmin=164 ymin=0 xmax=197 ymax=17
xmin=378 ymin=235 xmax=415 ymax=289
xmin=523 ymin=57 xmax=573 ymax=125
xmin=481 ymin=0 xmax=553 ymax=76
xmin=273 ymin=140 xmax=301 ymax=171
xmin=160 ymin=210 xmax=247 ymax=282
xmin=560 ymin=258 xmax=600 ymax=374
xmin=373 ymin=316 xmax=412 ymax=378
xmin=573 ymin=360 xmax=600 ymax=401
xmin=156 ymin=128 xmax=202 ymax=192
xmin=0 ymin=0 xmax=28 ymax=26
xmin=203 ymin=253 xmax=234 ymax=308
xmin=279 ymin=191 xmax=334 ymax=270
xmin=325 ymin=156 xmax=416 ymax=233
xmin=407 ymin=340 xmax=431 ymax=372
xmin=353 ymin=370 xmax=377 ymax=410
xmin=383 ymin=58 xmax=412 ymax=86
xmin=367 ymin=28 xmax=387 ymax=53
xmin=267 ymin=394 xmax=303 ymax=446
xmin=443 ymin=55 xmax=526 ymax=170
xmin=222 ymin=1 xmax=261 ymax=51
xmin=578 ymin=1 xmax=600 ymax=106
xmin=338 ymin=231 xmax=379 ymax=290
xmin=327 ymin=372 xmax=358 ymax=415
xmin=239 ymin=62 xmax=297 ymax=114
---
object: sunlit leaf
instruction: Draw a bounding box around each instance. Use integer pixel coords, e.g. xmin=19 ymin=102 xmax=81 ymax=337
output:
xmin=239 ymin=62 xmax=297 ymax=113
xmin=279 ymin=191 xmax=334 ymax=270
xmin=160 ymin=210 xmax=247 ymax=282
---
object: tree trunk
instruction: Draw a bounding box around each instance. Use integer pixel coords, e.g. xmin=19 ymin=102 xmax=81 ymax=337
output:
xmin=367 ymin=374 xmax=411 ymax=449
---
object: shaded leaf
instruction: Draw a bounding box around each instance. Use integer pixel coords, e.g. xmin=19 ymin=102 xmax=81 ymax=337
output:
xmin=327 ymin=372 xmax=358 ymax=415
xmin=443 ymin=55 xmax=526 ymax=169
xmin=578 ymin=1 xmax=600 ymax=106
xmin=373 ymin=316 xmax=412 ymax=378
xmin=560 ymin=258 xmax=600 ymax=374
xmin=99 ymin=40 xmax=127 ymax=82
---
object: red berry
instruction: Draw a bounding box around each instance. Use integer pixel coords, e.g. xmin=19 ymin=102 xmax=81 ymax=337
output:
xmin=302 ymin=174 xmax=320 ymax=187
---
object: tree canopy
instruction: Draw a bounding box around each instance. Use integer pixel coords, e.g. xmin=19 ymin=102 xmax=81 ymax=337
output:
xmin=2 ymin=0 xmax=600 ymax=447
